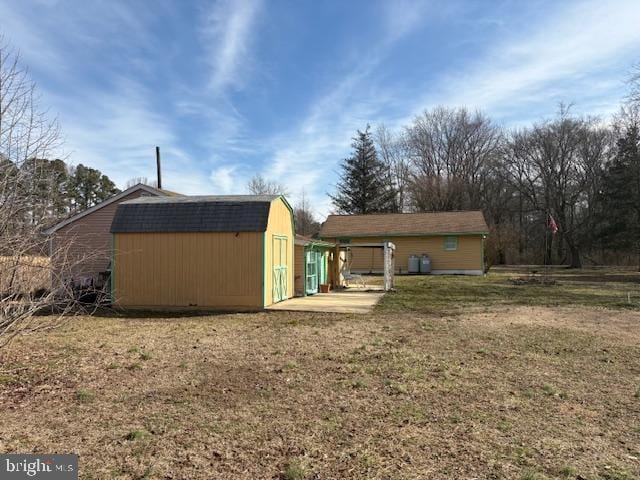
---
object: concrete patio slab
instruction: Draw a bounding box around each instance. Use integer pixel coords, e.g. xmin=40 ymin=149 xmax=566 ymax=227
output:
xmin=267 ymin=289 xmax=385 ymax=314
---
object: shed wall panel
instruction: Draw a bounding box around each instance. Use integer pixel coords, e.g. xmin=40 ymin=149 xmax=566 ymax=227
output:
xmin=113 ymin=232 xmax=263 ymax=308
xmin=294 ymin=244 xmax=305 ymax=296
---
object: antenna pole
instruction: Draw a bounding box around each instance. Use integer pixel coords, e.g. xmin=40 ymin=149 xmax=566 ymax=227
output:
xmin=155 ymin=146 xmax=162 ymax=189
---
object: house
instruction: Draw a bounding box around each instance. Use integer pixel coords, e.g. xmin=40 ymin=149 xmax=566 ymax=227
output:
xmin=294 ymin=235 xmax=336 ymax=296
xmin=110 ymin=195 xmax=294 ymax=310
xmin=319 ymin=211 xmax=488 ymax=275
xmin=43 ymin=183 xmax=177 ymax=288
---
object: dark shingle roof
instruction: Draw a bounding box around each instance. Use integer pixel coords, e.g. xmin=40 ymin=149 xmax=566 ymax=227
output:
xmin=111 ymin=195 xmax=278 ymax=233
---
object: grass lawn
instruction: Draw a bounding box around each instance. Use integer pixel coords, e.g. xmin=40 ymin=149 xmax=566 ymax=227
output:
xmin=0 ymin=269 xmax=639 ymax=479
xmin=378 ymin=267 xmax=640 ymax=315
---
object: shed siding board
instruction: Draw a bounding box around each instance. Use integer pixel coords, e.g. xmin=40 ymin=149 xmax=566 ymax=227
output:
xmin=326 ymin=235 xmax=483 ymax=273
xmin=50 ymin=190 xmax=159 ymax=283
xmin=264 ymin=198 xmax=294 ymax=306
xmin=294 ymin=244 xmax=305 ymax=296
xmin=113 ymin=232 xmax=263 ymax=308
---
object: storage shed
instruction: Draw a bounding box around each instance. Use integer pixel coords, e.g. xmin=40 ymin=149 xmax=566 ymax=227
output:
xmin=110 ymin=195 xmax=294 ymax=310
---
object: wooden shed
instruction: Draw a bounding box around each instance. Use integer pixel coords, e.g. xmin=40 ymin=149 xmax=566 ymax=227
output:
xmin=110 ymin=195 xmax=294 ymax=310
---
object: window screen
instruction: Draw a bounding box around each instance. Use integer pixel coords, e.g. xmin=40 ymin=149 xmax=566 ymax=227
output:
xmin=444 ymin=236 xmax=458 ymax=251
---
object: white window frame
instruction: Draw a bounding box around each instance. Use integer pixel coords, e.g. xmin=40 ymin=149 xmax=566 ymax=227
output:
xmin=444 ymin=236 xmax=458 ymax=251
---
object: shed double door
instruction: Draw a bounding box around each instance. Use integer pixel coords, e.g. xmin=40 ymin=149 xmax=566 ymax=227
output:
xmin=272 ymin=236 xmax=288 ymax=303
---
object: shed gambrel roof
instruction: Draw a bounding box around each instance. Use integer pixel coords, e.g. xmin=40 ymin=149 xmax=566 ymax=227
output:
xmin=110 ymin=195 xmax=281 ymax=233
xmin=319 ymin=211 xmax=489 ymax=238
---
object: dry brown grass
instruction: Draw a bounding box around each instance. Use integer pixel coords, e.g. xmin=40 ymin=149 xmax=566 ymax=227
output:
xmin=0 ymin=255 xmax=50 ymax=294
xmin=0 ymin=277 xmax=639 ymax=479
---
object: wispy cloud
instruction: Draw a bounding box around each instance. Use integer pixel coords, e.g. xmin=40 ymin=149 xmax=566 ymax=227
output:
xmin=0 ymin=0 xmax=258 ymax=196
xmin=381 ymin=0 xmax=430 ymax=41
xmin=3 ymin=0 xmax=638 ymax=216
xmin=201 ymin=0 xmax=263 ymax=93
xmin=258 ymin=1 xmax=428 ymax=215
xmin=209 ymin=165 xmax=243 ymax=194
xmin=416 ymin=0 xmax=640 ymax=122
xmin=50 ymin=76 xmax=189 ymax=187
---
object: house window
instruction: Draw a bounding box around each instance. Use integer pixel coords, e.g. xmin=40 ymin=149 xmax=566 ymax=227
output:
xmin=444 ymin=236 xmax=458 ymax=251
xmin=338 ymin=238 xmax=351 ymax=244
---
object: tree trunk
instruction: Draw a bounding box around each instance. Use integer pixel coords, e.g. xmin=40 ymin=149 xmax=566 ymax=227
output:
xmin=518 ymin=193 xmax=524 ymax=261
xmin=544 ymin=232 xmax=553 ymax=265
xmin=567 ymin=240 xmax=582 ymax=268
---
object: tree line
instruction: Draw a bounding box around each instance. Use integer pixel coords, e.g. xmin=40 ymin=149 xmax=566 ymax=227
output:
xmin=0 ymin=157 xmax=120 ymax=228
xmin=331 ymin=97 xmax=640 ymax=269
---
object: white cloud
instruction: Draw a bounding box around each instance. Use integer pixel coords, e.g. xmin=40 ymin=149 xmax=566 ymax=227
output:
xmin=382 ymin=0 xmax=430 ymax=41
xmin=210 ymin=165 xmax=243 ymax=194
xmin=415 ymin=0 xmax=640 ymax=122
xmin=201 ymin=0 xmax=262 ymax=93
xmin=0 ymin=1 xmax=248 ymax=196
xmin=258 ymin=2 xmax=426 ymax=217
xmin=0 ymin=2 xmax=64 ymax=71
xmin=48 ymin=76 xmax=190 ymax=190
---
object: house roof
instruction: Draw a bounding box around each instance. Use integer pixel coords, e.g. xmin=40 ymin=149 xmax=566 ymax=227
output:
xmin=42 ymin=183 xmax=175 ymax=235
xmin=294 ymin=234 xmax=335 ymax=247
xmin=319 ymin=211 xmax=489 ymax=238
xmin=110 ymin=195 xmax=282 ymax=234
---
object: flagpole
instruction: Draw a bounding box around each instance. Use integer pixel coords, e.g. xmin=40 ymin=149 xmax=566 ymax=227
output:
xmin=543 ymin=211 xmax=548 ymax=268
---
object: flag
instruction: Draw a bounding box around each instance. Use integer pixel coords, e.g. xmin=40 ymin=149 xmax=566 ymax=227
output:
xmin=549 ymin=214 xmax=558 ymax=234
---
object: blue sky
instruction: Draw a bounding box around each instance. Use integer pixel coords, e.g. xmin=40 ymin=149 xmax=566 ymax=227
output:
xmin=2 ymin=0 xmax=640 ymax=217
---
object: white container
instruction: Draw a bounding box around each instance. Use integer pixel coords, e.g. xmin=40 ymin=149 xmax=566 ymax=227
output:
xmin=408 ymin=255 xmax=420 ymax=274
xmin=419 ymin=254 xmax=431 ymax=274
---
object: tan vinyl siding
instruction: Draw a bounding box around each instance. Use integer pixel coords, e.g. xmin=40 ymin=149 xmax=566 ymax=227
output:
xmin=326 ymin=235 xmax=483 ymax=273
xmin=264 ymin=198 xmax=294 ymax=306
xmin=50 ymin=190 xmax=158 ymax=284
xmin=113 ymin=232 xmax=263 ymax=309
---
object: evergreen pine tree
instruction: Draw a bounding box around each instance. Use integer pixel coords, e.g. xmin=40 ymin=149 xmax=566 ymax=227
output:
xmin=67 ymin=163 xmax=119 ymax=212
xmin=330 ymin=126 xmax=396 ymax=214
xmin=600 ymin=124 xmax=640 ymax=268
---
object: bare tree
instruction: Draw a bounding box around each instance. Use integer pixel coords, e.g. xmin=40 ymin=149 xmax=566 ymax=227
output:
xmin=404 ymin=106 xmax=501 ymax=211
xmin=375 ymin=124 xmax=410 ymax=212
xmin=627 ymin=63 xmax=640 ymax=107
xmin=247 ymin=174 xmax=288 ymax=196
xmin=0 ymin=38 xmax=82 ymax=349
xmin=503 ymin=106 xmax=612 ymax=267
xmin=294 ymin=190 xmax=320 ymax=237
xmin=126 ymin=176 xmax=157 ymax=189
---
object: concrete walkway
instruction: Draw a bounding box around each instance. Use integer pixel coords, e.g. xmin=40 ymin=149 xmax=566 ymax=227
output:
xmin=267 ymin=289 xmax=385 ymax=314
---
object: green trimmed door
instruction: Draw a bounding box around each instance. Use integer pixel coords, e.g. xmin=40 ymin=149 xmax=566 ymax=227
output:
xmin=273 ymin=236 xmax=288 ymax=303
xmin=306 ymin=250 xmax=318 ymax=295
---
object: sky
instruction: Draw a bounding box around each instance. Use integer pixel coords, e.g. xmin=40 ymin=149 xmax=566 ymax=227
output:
xmin=1 ymin=0 xmax=640 ymax=217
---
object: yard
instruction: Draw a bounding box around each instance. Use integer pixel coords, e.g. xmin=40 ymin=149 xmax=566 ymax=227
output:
xmin=0 ymin=269 xmax=639 ymax=479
